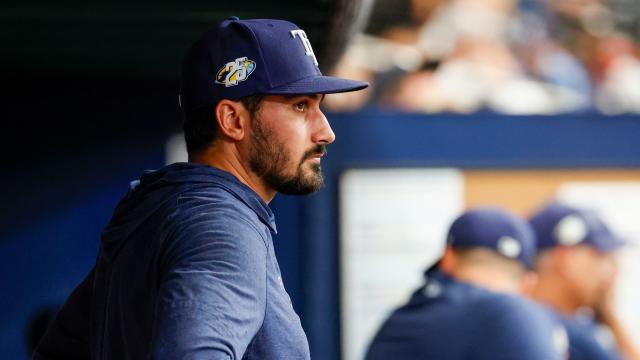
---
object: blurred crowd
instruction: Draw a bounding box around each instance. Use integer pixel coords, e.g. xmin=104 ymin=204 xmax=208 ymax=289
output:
xmin=325 ymin=0 xmax=640 ymax=114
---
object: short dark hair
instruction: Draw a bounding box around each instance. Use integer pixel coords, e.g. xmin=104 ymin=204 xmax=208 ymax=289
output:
xmin=183 ymin=94 xmax=264 ymax=154
xmin=452 ymin=247 xmax=526 ymax=278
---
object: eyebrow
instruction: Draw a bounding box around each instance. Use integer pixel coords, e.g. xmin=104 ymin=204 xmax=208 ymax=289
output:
xmin=287 ymin=94 xmax=324 ymax=102
xmin=278 ymin=94 xmax=325 ymax=105
xmin=299 ymin=94 xmax=322 ymax=100
xmin=310 ymin=94 xmax=325 ymax=103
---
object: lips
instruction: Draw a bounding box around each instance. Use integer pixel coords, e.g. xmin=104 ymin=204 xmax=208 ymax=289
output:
xmin=303 ymin=145 xmax=326 ymax=161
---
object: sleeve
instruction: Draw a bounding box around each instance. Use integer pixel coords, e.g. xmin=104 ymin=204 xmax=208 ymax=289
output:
xmin=150 ymin=215 xmax=268 ymax=360
xmin=32 ymin=268 xmax=94 ymax=360
xmin=468 ymin=298 xmax=567 ymax=360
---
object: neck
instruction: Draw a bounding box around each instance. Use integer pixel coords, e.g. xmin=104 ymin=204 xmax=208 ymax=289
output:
xmin=531 ymin=273 xmax=581 ymax=315
xmin=446 ymin=265 xmax=520 ymax=295
xmin=190 ymin=144 xmax=276 ymax=203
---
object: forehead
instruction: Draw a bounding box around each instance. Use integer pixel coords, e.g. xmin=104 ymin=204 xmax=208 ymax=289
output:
xmin=572 ymin=245 xmax=615 ymax=260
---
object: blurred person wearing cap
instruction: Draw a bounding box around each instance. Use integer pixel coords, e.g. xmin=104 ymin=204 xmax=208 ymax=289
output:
xmin=529 ymin=203 xmax=640 ymax=360
xmin=32 ymin=17 xmax=367 ymax=360
xmin=365 ymin=207 xmax=568 ymax=360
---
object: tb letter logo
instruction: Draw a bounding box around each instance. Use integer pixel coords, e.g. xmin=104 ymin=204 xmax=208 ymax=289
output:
xmin=290 ymin=29 xmax=319 ymax=66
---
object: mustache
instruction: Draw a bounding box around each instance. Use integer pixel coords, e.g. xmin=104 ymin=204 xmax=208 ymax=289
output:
xmin=302 ymin=145 xmax=327 ymax=161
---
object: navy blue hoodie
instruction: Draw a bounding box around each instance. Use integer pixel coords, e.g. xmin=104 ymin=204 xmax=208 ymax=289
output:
xmin=33 ymin=162 xmax=309 ymax=359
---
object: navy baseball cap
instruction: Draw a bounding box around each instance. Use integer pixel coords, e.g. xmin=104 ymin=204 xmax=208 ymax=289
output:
xmin=179 ymin=16 xmax=369 ymax=112
xmin=529 ymin=202 xmax=626 ymax=252
xmin=446 ymin=207 xmax=537 ymax=269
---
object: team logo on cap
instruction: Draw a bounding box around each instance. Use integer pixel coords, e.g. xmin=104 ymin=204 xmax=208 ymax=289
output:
xmin=290 ymin=29 xmax=319 ymax=66
xmin=215 ymin=56 xmax=256 ymax=87
xmin=497 ymin=236 xmax=522 ymax=258
xmin=554 ymin=215 xmax=587 ymax=245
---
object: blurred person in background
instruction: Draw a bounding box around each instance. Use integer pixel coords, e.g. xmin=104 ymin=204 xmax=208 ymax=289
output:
xmin=543 ymin=0 xmax=640 ymax=114
xmin=365 ymin=207 xmax=568 ymax=360
xmin=513 ymin=0 xmax=594 ymax=111
xmin=529 ymin=202 xmax=640 ymax=360
xmin=403 ymin=0 xmax=560 ymax=114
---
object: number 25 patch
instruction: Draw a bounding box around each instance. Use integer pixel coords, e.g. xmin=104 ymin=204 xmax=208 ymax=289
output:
xmin=215 ymin=57 xmax=256 ymax=87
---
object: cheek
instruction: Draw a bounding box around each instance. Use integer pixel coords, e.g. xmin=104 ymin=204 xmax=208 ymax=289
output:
xmin=287 ymin=128 xmax=311 ymax=160
xmin=273 ymin=128 xmax=307 ymax=168
xmin=568 ymin=274 xmax=597 ymax=303
xmin=578 ymin=258 xmax=609 ymax=297
xmin=566 ymin=254 xmax=597 ymax=292
xmin=593 ymin=258 xmax=616 ymax=289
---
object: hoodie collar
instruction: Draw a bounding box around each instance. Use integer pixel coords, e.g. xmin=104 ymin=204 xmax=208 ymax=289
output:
xmin=214 ymin=168 xmax=278 ymax=234
xmin=137 ymin=162 xmax=277 ymax=233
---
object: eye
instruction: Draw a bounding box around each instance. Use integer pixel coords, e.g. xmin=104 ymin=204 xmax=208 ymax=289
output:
xmin=294 ymin=101 xmax=307 ymax=112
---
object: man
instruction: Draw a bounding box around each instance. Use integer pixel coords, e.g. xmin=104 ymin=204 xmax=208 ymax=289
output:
xmin=530 ymin=202 xmax=640 ymax=360
xmin=33 ymin=17 xmax=367 ymax=359
xmin=366 ymin=207 xmax=568 ymax=360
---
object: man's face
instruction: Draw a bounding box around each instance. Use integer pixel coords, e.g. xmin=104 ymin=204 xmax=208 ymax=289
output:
xmin=248 ymin=94 xmax=335 ymax=195
xmin=563 ymin=245 xmax=618 ymax=308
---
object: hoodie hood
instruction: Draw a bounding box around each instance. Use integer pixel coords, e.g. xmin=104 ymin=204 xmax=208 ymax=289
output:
xmin=100 ymin=162 xmax=276 ymax=263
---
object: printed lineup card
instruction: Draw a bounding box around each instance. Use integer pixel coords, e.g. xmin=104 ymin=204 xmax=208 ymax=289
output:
xmin=339 ymin=168 xmax=464 ymax=360
xmin=558 ymin=181 xmax=640 ymax=347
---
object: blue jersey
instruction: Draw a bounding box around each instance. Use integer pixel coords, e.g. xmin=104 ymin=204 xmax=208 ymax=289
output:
xmin=557 ymin=310 xmax=623 ymax=360
xmin=366 ymin=270 xmax=567 ymax=360
xmin=34 ymin=163 xmax=310 ymax=360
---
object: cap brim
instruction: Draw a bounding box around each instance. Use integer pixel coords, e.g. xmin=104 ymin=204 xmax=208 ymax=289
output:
xmin=593 ymin=235 xmax=627 ymax=252
xmin=264 ymin=75 xmax=368 ymax=95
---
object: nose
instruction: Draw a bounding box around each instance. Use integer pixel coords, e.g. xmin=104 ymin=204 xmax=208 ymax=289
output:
xmin=311 ymin=109 xmax=336 ymax=145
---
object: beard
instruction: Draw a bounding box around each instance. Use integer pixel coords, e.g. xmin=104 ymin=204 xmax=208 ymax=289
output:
xmin=248 ymin=115 xmax=326 ymax=195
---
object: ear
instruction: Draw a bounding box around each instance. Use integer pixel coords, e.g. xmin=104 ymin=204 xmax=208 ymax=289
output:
xmin=520 ymin=271 xmax=539 ymax=297
xmin=215 ymin=99 xmax=249 ymax=141
xmin=439 ymin=246 xmax=457 ymax=274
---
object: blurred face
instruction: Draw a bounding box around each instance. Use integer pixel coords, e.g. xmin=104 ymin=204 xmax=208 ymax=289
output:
xmin=562 ymin=245 xmax=618 ymax=308
xmin=248 ymin=94 xmax=335 ymax=195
